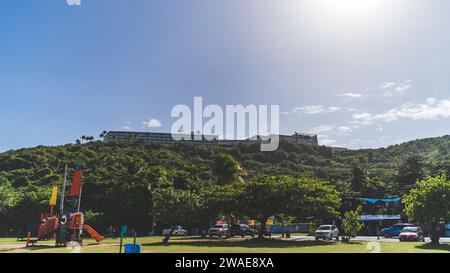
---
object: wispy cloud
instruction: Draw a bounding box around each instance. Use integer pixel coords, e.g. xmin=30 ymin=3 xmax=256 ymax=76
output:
xmin=337 ymin=126 xmax=353 ymax=135
xmin=283 ymin=105 xmax=341 ymax=115
xmin=337 ymin=92 xmax=368 ymax=100
xmin=308 ymin=125 xmax=335 ymax=134
xmin=351 ymin=98 xmax=450 ymax=125
xmin=336 ymin=79 xmax=412 ymax=102
xmin=318 ymin=135 xmax=337 ymax=146
xmin=380 ymin=82 xmax=396 ymax=89
xmin=143 ymin=119 xmax=163 ymax=128
xmin=379 ymin=79 xmax=412 ymax=97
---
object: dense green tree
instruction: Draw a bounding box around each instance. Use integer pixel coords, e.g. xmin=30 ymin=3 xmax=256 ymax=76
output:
xmin=228 ymin=176 xmax=340 ymax=239
xmin=153 ymin=188 xmax=207 ymax=243
xmin=0 ymin=183 xmax=17 ymax=216
xmin=404 ymin=175 xmax=450 ymax=244
xmin=341 ymin=206 xmax=364 ymax=240
xmin=350 ymin=165 xmax=368 ymax=194
xmin=396 ymin=154 xmax=425 ymax=186
xmin=213 ymin=153 xmax=245 ymax=185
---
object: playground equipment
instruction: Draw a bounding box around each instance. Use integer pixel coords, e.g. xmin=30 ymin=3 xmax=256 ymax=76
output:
xmin=27 ymin=165 xmax=104 ymax=247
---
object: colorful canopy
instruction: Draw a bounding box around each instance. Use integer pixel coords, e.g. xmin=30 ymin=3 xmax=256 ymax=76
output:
xmin=359 ymin=198 xmax=401 ymax=204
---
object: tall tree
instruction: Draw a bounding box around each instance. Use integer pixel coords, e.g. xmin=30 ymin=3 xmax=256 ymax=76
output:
xmin=153 ymin=188 xmax=206 ymax=243
xmin=397 ymin=154 xmax=425 ymax=186
xmin=350 ymin=165 xmax=368 ymax=194
xmin=213 ymin=154 xmax=246 ymax=185
xmin=227 ymin=176 xmax=340 ymax=239
xmin=341 ymin=206 xmax=364 ymax=241
xmin=404 ymin=175 xmax=450 ymax=244
xmin=0 ymin=183 xmax=17 ymax=217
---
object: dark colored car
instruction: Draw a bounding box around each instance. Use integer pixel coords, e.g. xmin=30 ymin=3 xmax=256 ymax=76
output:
xmin=381 ymin=223 xmax=414 ymax=238
xmin=229 ymin=224 xmax=257 ymax=237
xmin=399 ymin=227 xmax=425 ymax=242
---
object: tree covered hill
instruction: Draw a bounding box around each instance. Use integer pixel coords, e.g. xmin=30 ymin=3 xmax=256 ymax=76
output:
xmin=0 ymin=135 xmax=449 ymax=234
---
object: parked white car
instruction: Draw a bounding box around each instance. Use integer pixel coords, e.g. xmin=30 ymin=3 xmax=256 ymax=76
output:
xmin=314 ymin=225 xmax=339 ymax=240
xmin=162 ymin=225 xmax=188 ymax=236
xmin=208 ymin=224 xmax=229 ymax=237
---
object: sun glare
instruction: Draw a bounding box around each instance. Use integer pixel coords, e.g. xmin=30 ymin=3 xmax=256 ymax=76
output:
xmin=307 ymin=0 xmax=384 ymax=23
xmin=326 ymin=0 xmax=382 ymax=17
xmin=296 ymin=0 xmax=388 ymax=31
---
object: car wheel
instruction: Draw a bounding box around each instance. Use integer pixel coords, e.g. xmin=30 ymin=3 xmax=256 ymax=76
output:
xmin=315 ymin=237 xmax=319 ymax=241
xmin=384 ymin=233 xmax=390 ymax=238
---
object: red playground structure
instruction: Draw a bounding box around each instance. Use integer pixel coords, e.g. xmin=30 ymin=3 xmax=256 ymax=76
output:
xmin=28 ymin=165 xmax=104 ymax=247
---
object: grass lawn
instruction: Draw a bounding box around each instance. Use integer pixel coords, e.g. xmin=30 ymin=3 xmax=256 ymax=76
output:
xmin=1 ymin=237 xmax=449 ymax=253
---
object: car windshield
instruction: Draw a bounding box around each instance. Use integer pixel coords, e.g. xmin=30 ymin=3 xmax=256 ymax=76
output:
xmin=318 ymin=226 xmax=331 ymax=231
xmin=214 ymin=225 xmax=226 ymax=228
xmin=402 ymin=227 xmax=418 ymax=232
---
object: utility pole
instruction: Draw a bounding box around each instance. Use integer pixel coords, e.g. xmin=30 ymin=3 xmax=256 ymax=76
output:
xmin=60 ymin=165 xmax=68 ymax=215
xmin=77 ymin=185 xmax=83 ymax=213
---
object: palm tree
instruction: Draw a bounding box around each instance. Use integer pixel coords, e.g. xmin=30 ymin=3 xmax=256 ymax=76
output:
xmin=213 ymin=154 xmax=246 ymax=185
xmin=99 ymin=130 xmax=108 ymax=140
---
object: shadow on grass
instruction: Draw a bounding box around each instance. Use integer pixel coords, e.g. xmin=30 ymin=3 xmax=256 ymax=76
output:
xmin=0 ymin=247 xmax=22 ymax=253
xmin=0 ymin=241 xmax=103 ymax=252
xmin=142 ymin=238 xmax=352 ymax=249
xmin=416 ymin=243 xmax=450 ymax=252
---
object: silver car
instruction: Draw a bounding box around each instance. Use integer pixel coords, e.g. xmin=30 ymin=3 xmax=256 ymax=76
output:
xmin=208 ymin=224 xmax=229 ymax=237
xmin=162 ymin=225 xmax=188 ymax=236
xmin=315 ymin=225 xmax=339 ymax=240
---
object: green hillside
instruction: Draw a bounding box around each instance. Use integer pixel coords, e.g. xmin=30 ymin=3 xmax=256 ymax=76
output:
xmin=0 ymin=135 xmax=449 ymax=235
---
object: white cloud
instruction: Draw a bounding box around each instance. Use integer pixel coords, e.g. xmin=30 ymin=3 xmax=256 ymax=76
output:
xmin=395 ymin=82 xmax=412 ymax=92
xmin=318 ymin=135 xmax=337 ymax=146
xmin=308 ymin=125 xmax=335 ymax=134
xmin=380 ymin=82 xmax=396 ymax=89
xmin=143 ymin=119 xmax=163 ymax=128
xmin=328 ymin=106 xmax=341 ymax=112
xmin=379 ymin=79 xmax=412 ymax=97
xmin=337 ymin=92 xmax=367 ymax=99
xmin=376 ymin=126 xmax=384 ymax=132
xmin=288 ymin=105 xmax=341 ymax=115
xmin=337 ymin=126 xmax=353 ymax=134
xmin=351 ymin=98 xmax=450 ymax=125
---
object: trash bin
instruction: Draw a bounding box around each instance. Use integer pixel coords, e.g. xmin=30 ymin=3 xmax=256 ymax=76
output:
xmin=124 ymin=244 xmax=141 ymax=254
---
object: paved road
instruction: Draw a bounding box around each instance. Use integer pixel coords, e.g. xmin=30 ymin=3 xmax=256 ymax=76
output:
xmin=273 ymin=235 xmax=450 ymax=243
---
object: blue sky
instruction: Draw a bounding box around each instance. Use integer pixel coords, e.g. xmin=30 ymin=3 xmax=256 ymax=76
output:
xmin=1 ymin=0 xmax=449 ymax=151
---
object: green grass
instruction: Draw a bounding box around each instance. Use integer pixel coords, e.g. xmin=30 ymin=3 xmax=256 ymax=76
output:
xmin=1 ymin=237 xmax=449 ymax=253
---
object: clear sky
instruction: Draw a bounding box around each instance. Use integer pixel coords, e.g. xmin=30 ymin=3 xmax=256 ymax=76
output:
xmin=1 ymin=0 xmax=449 ymax=151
